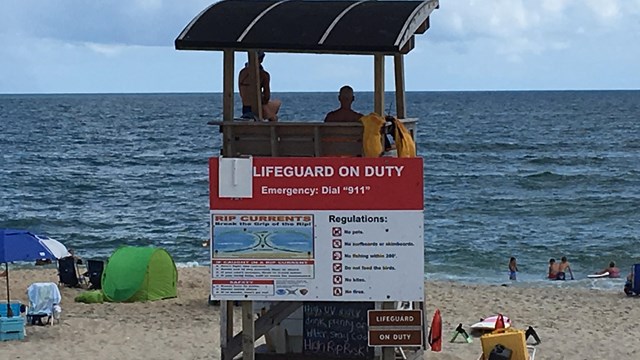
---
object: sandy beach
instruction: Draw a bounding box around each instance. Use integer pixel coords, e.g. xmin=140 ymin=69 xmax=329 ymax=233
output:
xmin=1 ymin=267 xmax=638 ymax=360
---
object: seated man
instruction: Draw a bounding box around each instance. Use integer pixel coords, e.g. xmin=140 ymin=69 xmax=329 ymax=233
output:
xmin=69 ymin=248 xmax=83 ymax=265
xmin=324 ymin=85 xmax=364 ymax=123
xmin=238 ymin=51 xmax=281 ymax=121
xmin=624 ymin=271 xmax=634 ymax=295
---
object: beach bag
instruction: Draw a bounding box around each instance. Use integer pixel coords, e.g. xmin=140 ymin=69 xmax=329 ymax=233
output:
xmin=360 ymin=113 xmax=385 ymax=157
xmin=488 ymin=344 xmax=512 ymax=360
xmin=391 ymin=117 xmax=416 ymax=157
xmin=74 ymin=290 xmax=105 ymax=304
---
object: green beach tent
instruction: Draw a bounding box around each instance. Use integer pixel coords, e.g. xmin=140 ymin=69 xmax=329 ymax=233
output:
xmin=101 ymin=246 xmax=178 ymax=302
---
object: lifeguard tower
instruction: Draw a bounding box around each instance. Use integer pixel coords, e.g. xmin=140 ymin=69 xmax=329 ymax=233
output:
xmin=175 ymin=1 xmax=438 ymax=359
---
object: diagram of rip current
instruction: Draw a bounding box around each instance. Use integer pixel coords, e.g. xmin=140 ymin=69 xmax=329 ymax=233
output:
xmin=214 ymin=229 xmax=313 ymax=257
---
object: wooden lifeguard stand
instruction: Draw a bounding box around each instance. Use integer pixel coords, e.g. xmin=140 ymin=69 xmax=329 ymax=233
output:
xmin=175 ymin=1 xmax=439 ymax=359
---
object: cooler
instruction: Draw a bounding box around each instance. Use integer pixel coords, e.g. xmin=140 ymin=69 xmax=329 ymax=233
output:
xmin=480 ymin=329 xmax=528 ymax=360
xmin=0 ymin=302 xmax=22 ymax=318
xmin=0 ymin=316 xmax=25 ymax=341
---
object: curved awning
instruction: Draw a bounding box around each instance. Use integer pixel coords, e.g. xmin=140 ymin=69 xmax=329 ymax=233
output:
xmin=175 ymin=0 xmax=439 ymax=54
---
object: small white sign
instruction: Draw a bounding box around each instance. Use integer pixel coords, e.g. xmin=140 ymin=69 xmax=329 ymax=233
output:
xmin=218 ymin=157 xmax=253 ymax=198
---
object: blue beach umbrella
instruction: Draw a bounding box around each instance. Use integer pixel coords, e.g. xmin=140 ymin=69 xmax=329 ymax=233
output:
xmin=0 ymin=229 xmax=59 ymax=317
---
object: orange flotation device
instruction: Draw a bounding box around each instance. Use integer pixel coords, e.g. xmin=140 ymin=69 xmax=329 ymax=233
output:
xmin=428 ymin=308 xmax=442 ymax=352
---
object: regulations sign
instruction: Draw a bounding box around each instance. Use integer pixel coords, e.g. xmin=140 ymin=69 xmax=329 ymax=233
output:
xmin=209 ymin=157 xmax=424 ymax=301
xmin=367 ymin=310 xmax=424 ymax=347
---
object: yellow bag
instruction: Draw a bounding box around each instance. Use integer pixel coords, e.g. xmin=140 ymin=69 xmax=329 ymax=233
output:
xmin=359 ymin=113 xmax=385 ymax=157
xmin=392 ymin=118 xmax=416 ymax=157
xmin=480 ymin=329 xmax=529 ymax=360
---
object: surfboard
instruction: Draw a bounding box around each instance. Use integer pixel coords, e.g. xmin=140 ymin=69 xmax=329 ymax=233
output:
xmin=588 ymin=272 xmax=609 ymax=278
xmin=470 ymin=315 xmax=511 ymax=331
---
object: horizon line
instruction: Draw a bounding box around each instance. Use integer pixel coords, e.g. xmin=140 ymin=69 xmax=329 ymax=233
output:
xmin=1 ymin=88 xmax=639 ymax=96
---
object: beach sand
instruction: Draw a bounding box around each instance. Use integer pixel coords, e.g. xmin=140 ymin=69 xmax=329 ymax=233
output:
xmin=1 ymin=267 xmax=638 ymax=359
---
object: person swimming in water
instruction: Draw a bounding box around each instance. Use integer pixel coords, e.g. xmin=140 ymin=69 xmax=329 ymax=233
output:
xmin=595 ymin=261 xmax=620 ymax=278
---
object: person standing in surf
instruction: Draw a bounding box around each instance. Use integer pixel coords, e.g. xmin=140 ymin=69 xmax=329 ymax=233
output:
xmin=548 ymin=258 xmax=559 ymax=280
xmin=509 ymin=257 xmax=518 ymax=280
xmin=557 ymin=256 xmax=574 ymax=280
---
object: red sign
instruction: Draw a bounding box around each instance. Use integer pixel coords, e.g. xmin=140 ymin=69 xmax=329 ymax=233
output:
xmin=212 ymin=259 xmax=314 ymax=265
xmin=212 ymin=279 xmax=273 ymax=285
xmin=209 ymin=157 xmax=423 ymax=210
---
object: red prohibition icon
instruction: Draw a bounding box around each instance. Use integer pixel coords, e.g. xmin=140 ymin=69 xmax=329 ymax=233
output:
xmin=332 ymin=227 xmax=342 ymax=236
xmin=333 ymin=263 xmax=342 ymax=272
xmin=332 ymin=251 xmax=342 ymax=260
xmin=332 ymin=239 xmax=342 ymax=248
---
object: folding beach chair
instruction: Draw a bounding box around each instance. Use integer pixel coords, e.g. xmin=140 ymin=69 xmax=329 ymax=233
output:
xmin=58 ymin=256 xmax=81 ymax=288
xmin=84 ymin=259 xmax=104 ymax=290
xmin=26 ymin=282 xmax=62 ymax=326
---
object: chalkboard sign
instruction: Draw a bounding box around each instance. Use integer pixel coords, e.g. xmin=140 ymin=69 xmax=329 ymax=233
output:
xmin=303 ymin=302 xmax=374 ymax=359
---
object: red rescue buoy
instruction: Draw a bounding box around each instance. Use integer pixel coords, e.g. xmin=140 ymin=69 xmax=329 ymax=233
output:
xmin=428 ymin=309 xmax=442 ymax=352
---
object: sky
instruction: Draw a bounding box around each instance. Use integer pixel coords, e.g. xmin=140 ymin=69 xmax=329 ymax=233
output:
xmin=1 ymin=0 xmax=639 ymax=93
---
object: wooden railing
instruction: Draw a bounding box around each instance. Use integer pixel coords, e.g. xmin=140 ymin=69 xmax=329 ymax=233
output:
xmin=208 ymin=119 xmax=417 ymax=157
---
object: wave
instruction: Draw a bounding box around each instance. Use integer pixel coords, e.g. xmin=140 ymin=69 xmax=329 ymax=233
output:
xmin=525 ymin=155 xmax=607 ymax=166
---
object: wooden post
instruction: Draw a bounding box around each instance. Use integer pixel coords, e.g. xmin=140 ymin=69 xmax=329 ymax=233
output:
xmin=247 ymin=51 xmax=263 ymax=120
xmin=394 ymin=54 xmax=406 ymax=119
xmin=242 ymin=301 xmax=255 ymax=360
xmin=221 ymin=301 xmax=302 ymax=360
xmin=220 ymin=300 xmax=234 ymax=360
xmin=382 ymin=301 xmax=396 ymax=360
xmin=374 ymin=54 xmax=385 ymax=116
xmin=223 ymin=50 xmax=235 ymax=121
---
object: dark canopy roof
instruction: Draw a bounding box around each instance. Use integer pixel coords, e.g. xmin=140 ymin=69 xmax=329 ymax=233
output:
xmin=175 ymin=0 xmax=439 ymax=54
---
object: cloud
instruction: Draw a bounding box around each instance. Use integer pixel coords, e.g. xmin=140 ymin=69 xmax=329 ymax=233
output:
xmin=0 ymin=0 xmax=210 ymax=46
xmin=427 ymin=0 xmax=640 ymax=63
xmin=0 ymin=0 xmax=639 ymax=93
xmin=586 ymin=0 xmax=620 ymax=21
xmin=85 ymin=43 xmax=127 ymax=57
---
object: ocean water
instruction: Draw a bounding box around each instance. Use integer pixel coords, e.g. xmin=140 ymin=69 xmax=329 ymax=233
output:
xmin=1 ymin=91 xmax=638 ymax=289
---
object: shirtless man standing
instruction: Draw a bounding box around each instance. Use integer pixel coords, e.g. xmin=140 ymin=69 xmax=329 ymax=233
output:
xmin=557 ymin=256 xmax=574 ymax=280
xmin=324 ymin=85 xmax=364 ymax=123
xmin=238 ymin=51 xmax=281 ymax=121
